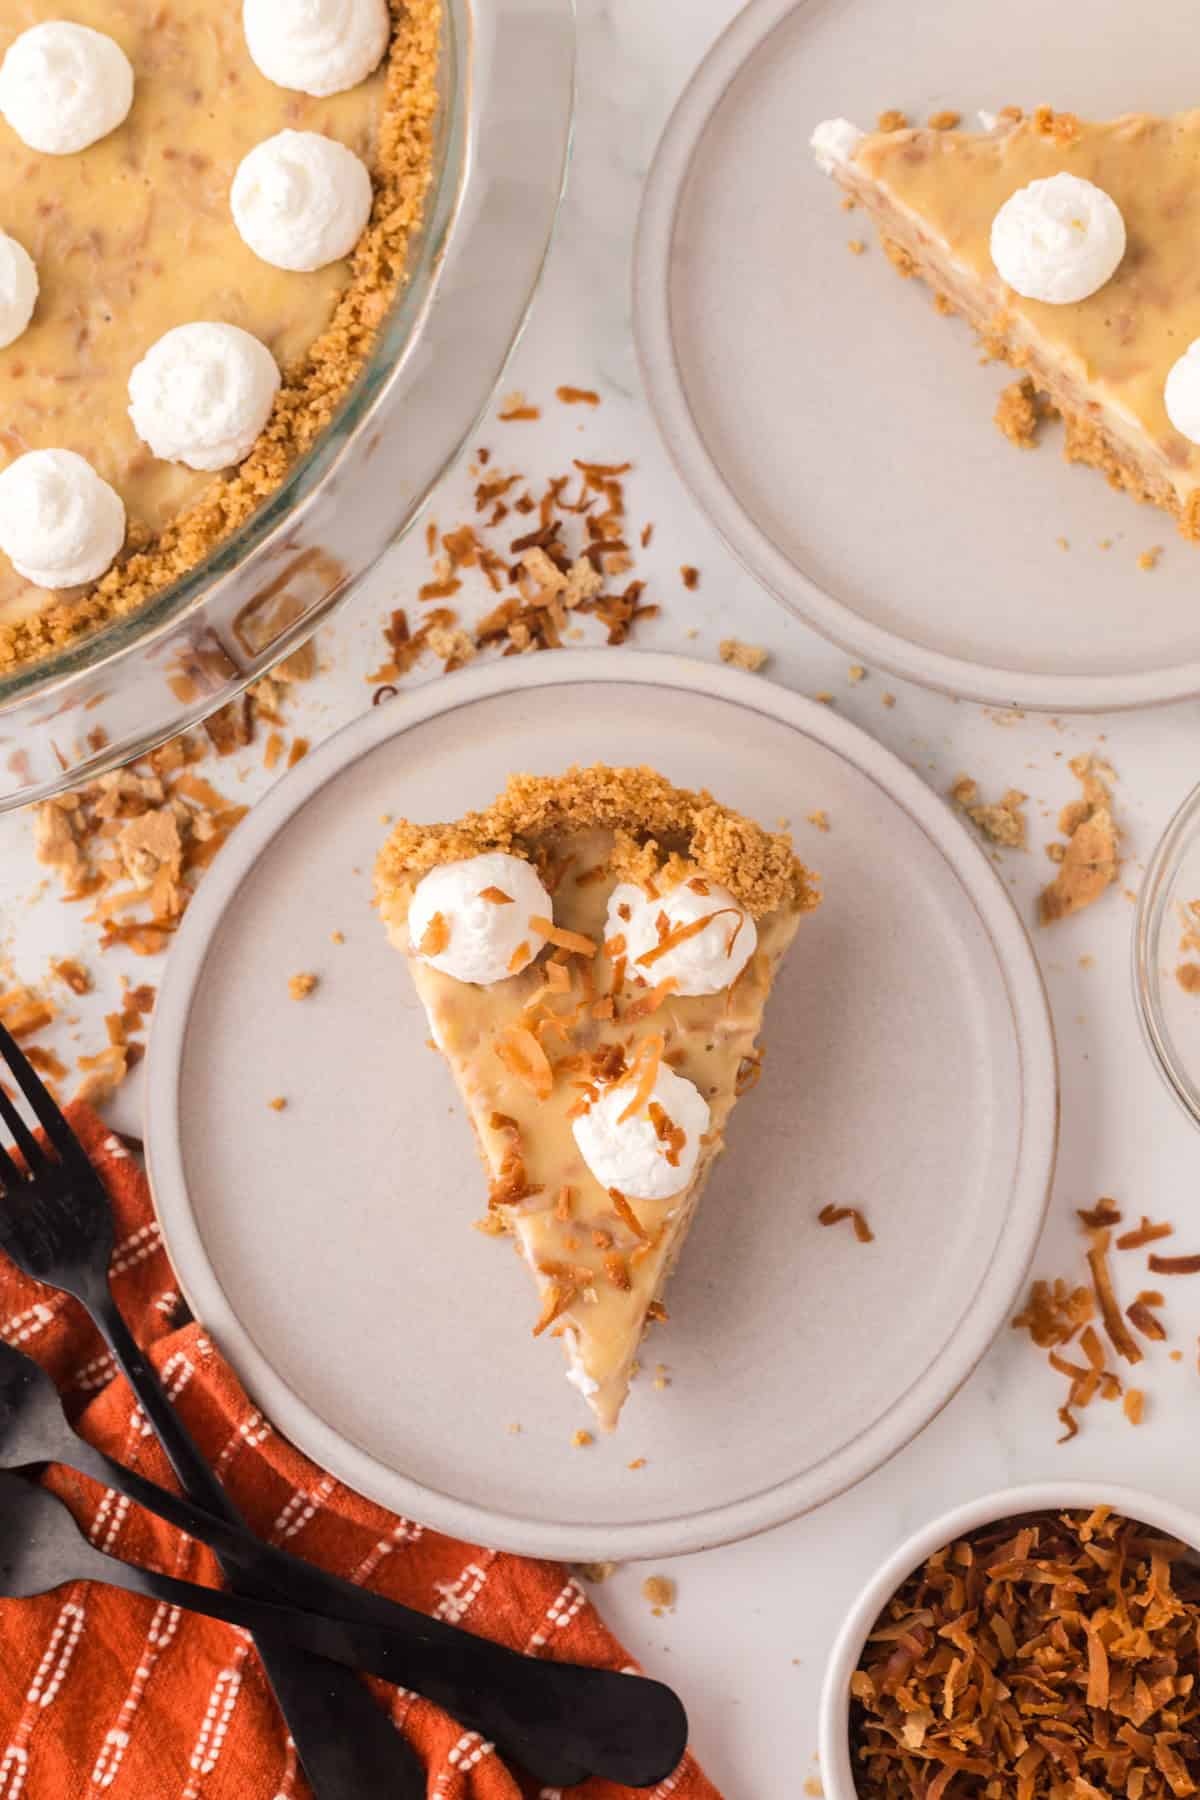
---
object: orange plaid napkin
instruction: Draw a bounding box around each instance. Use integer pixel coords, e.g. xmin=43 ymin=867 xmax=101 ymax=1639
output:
xmin=0 ymin=1105 xmax=719 ymax=1800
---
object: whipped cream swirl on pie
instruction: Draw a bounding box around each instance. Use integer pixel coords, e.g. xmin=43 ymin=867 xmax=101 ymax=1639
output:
xmin=1165 ymin=339 xmax=1200 ymax=446
xmin=0 ymin=450 xmax=125 ymax=589
xmin=0 ymin=22 xmax=134 ymax=155
xmin=572 ymin=1063 xmax=710 ymax=1202
xmin=990 ymin=173 xmax=1126 ymax=304
xmin=232 ymin=130 xmax=374 ymax=272
xmin=810 ymin=117 xmax=864 ymax=175
xmin=243 ymin=0 xmax=390 ymax=97
xmin=408 ymin=852 xmax=555 ymax=986
xmin=128 ymin=323 xmax=281 ymax=472
xmin=0 ymin=234 xmax=37 ymax=349
xmin=606 ymin=878 xmax=757 ymax=996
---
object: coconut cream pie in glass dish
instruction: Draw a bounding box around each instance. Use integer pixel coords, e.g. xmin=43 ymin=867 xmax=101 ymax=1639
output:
xmin=811 ymin=105 xmax=1200 ymax=538
xmin=0 ymin=0 xmax=576 ymax=809
xmin=375 ymin=765 xmax=820 ymax=1430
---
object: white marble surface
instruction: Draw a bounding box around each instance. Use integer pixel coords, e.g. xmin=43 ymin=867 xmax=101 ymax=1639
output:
xmin=4 ymin=3 xmax=1200 ymax=1795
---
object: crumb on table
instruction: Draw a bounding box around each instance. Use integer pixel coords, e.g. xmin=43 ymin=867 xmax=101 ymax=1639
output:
xmin=719 ymin=638 xmax=768 ymax=673
xmin=1039 ymin=755 xmax=1120 ymax=926
xmin=572 ymin=1429 xmax=593 ymax=1449
xmin=267 ymin=1096 xmax=287 ymax=1112
xmin=641 ymin=1575 xmax=675 ymax=1614
xmin=877 ymin=108 xmax=908 ymax=132
xmin=288 ymin=972 xmax=318 ymax=1000
xmin=949 ymin=775 xmax=1028 ymax=850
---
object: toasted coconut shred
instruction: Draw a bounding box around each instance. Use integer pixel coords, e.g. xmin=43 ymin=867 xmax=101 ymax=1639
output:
xmin=849 ymin=1507 xmax=1200 ymax=1800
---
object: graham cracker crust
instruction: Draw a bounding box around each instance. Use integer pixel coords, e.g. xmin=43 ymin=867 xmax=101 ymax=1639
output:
xmin=375 ymin=765 xmax=819 ymax=918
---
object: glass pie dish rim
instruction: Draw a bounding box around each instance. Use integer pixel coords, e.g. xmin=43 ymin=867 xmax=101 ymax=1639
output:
xmin=1133 ymin=775 xmax=1200 ymax=1130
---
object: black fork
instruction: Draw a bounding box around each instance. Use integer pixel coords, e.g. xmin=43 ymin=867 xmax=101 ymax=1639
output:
xmin=0 ymin=1020 xmax=424 ymax=1799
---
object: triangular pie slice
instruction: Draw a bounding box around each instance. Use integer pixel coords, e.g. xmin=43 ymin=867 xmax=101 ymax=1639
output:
xmin=375 ymin=765 xmax=819 ymax=1430
xmin=812 ymin=105 xmax=1200 ymax=538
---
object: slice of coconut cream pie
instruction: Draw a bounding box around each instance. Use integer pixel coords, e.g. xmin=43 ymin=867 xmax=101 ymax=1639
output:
xmin=375 ymin=765 xmax=819 ymax=1430
xmin=812 ymin=105 xmax=1200 ymax=538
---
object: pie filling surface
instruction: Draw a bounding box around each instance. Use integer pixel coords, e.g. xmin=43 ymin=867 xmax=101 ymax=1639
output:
xmin=0 ymin=0 xmax=439 ymax=673
xmin=827 ymin=109 xmax=1200 ymax=537
xmin=375 ymin=766 xmax=820 ymax=1431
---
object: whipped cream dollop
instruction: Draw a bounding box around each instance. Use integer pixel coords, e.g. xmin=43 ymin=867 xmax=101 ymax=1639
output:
xmin=232 ymin=130 xmax=373 ymax=272
xmin=0 ymin=234 xmax=37 ymax=349
xmin=572 ymin=1062 xmax=710 ymax=1202
xmin=128 ymin=323 xmax=281 ymax=472
xmin=810 ymin=117 xmax=864 ymax=174
xmin=1165 ymin=339 xmax=1200 ymax=445
xmin=0 ymin=22 xmax=134 ymax=155
xmin=408 ymin=852 xmax=553 ymax=986
xmin=0 ymin=449 xmax=125 ymax=589
xmin=606 ymin=877 xmax=757 ymax=997
xmin=243 ymin=0 xmax=389 ymax=97
xmin=990 ymin=173 xmax=1125 ymax=304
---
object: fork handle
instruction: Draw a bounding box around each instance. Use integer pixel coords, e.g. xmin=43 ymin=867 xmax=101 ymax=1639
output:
xmin=87 ymin=1283 xmax=425 ymax=1799
xmin=90 ymin=1289 xmax=237 ymax=1519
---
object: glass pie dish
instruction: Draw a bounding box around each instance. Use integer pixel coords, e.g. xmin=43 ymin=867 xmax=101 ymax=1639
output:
xmin=1134 ymin=777 xmax=1200 ymax=1129
xmin=0 ymin=0 xmax=576 ymax=812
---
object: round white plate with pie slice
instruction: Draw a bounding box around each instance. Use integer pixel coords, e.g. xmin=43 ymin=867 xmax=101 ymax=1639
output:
xmin=635 ymin=0 xmax=1200 ymax=712
xmin=147 ymin=652 xmax=1057 ymax=1560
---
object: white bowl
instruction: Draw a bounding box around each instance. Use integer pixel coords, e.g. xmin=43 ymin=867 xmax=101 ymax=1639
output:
xmin=817 ymin=1481 xmax=1200 ymax=1800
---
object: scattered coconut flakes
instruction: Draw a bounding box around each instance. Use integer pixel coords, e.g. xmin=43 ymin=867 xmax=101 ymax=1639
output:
xmin=1011 ymin=1196 xmax=1191 ymax=1440
xmin=50 ymin=958 xmax=92 ymax=995
xmin=949 ymin=775 xmax=1028 ymax=849
xmin=719 ymin=638 xmax=768 ymax=672
xmin=0 ymin=983 xmax=56 ymax=1040
xmin=368 ymin=457 xmax=659 ymax=689
xmin=498 ymin=389 xmax=540 ymax=422
xmin=1039 ymin=754 xmax=1120 ymax=925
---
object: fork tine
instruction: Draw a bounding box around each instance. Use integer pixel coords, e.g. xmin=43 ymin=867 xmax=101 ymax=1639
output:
xmin=0 ymin=1082 xmax=47 ymax=1175
xmin=0 ymin=1023 xmax=86 ymax=1171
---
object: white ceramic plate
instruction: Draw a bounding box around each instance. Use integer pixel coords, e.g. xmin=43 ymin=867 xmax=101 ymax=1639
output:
xmin=634 ymin=0 xmax=1200 ymax=712
xmin=147 ymin=652 xmax=1057 ymax=1560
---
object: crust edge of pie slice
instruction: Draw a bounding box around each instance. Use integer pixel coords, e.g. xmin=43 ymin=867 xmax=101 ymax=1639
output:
xmin=375 ymin=764 xmax=819 ymax=1430
xmin=816 ymin=106 xmax=1200 ymax=540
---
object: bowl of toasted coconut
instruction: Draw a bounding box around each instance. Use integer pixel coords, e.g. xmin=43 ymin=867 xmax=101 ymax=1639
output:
xmin=819 ymin=1484 xmax=1200 ymax=1800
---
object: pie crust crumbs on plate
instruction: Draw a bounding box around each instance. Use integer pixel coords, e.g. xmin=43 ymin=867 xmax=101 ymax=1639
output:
xmin=376 ymin=765 xmax=819 ymax=1429
xmin=0 ymin=0 xmax=440 ymax=675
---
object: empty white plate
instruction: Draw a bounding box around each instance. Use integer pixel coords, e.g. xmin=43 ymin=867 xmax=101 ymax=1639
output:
xmin=147 ymin=652 xmax=1056 ymax=1559
xmin=635 ymin=0 xmax=1200 ymax=711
